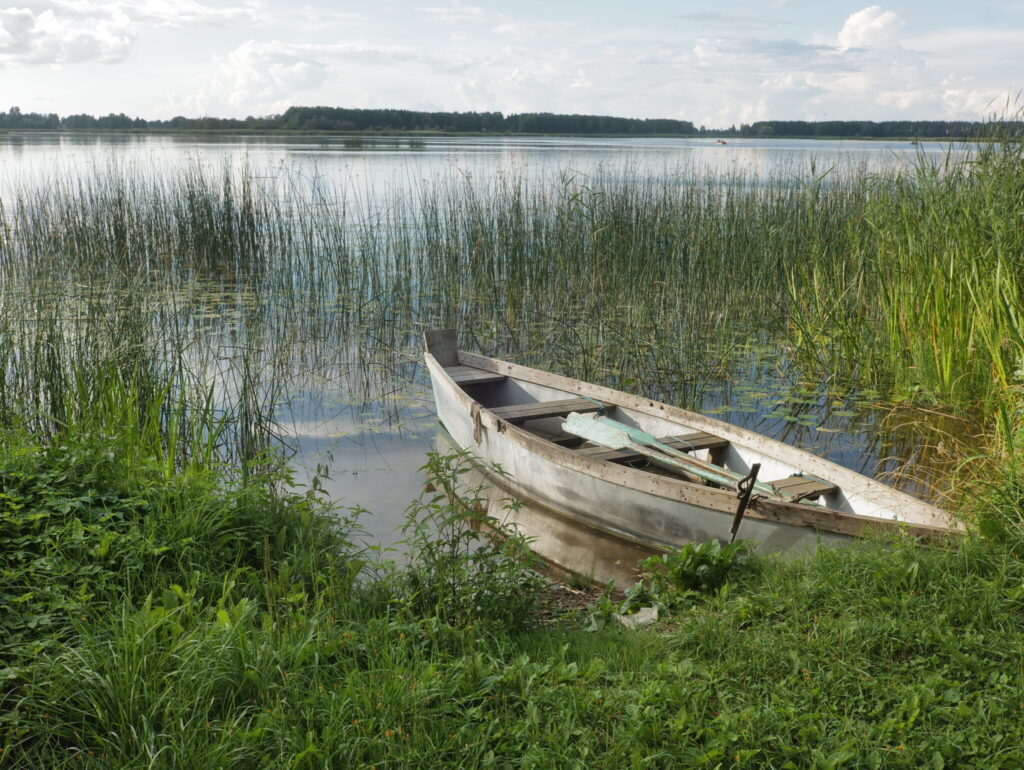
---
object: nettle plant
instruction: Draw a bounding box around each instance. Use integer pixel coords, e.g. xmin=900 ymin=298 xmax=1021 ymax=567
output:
xmin=399 ymin=451 xmax=544 ymax=632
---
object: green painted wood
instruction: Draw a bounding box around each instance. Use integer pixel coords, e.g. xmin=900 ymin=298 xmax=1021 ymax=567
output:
xmin=564 ymin=413 xmax=785 ymax=499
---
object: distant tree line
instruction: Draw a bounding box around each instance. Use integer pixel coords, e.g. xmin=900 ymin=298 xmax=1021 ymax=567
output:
xmin=0 ymin=106 xmax=147 ymax=130
xmin=727 ymin=120 xmax=1021 ymax=139
xmin=0 ymin=105 xmax=696 ymax=135
xmin=0 ymin=105 xmax=1016 ymax=139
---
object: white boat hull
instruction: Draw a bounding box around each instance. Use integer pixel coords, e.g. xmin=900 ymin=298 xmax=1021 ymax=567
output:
xmin=424 ymin=331 xmax=961 ymax=582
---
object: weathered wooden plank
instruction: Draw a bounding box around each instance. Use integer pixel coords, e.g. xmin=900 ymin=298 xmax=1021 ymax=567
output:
xmin=423 ymin=329 xmax=459 ymax=367
xmin=446 ymin=365 xmax=508 ymax=386
xmin=576 ymin=432 xmax=728 ymax=463
xmin=527 ymin=428 xmax=585 ymax=447
xmin=770 ymin=475 xmax=837 ymax=499
xmin=490 ymin=398 xmax=604 ymax=424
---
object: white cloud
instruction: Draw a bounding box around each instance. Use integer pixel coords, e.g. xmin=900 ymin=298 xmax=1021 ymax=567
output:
xmin=876 ymin=88 xmax=934 ymax=110
xmin=174 ymin=36 xmax=502 ymax=116
xmin=51 ymin=0 xmax=255 ymax=27
xmin=940 ymin=78 xmax=1017 ymax=119
xmin=0 ymin=5 xmax=134 ymax=63
xmin=681 ymin=8 xmax=963 ymax=123
xmin=569 ymin=68 xmax=591 ymax=90
xmin=415 ymin=4 xmax=488 ymax=24
xmin=416 ymin=3 xmax=570 ymax=42
xmin=906 ymin=26 xmax=1024 ymax=52
xmin=181 ymin=40 xmax=329 ymax=113
xmin=837 ymin=6 xmax=901 ymax=49
xmin=692 ymin=36 xmax=850 ymax=75
xmin=0 ymin=0 xmax=256 ymax=65
xmin=223 ymin=41 xmax=329 ymax=107
xmin=0 ymin=9 xmax=33 ymax=51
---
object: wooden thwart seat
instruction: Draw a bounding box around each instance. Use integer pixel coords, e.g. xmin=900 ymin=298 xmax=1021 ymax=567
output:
xmin=529 ymin=428 xmax=585 ymax=447
xmin=576 ymin=431 xmax=728 ymax=463
xmin=445 ymin=365 xmax=507 ymax=386
xmin=490 ymin=398 xmax=606 ymax=424
xmin=770 ymin=474 xmax=837 ymax=500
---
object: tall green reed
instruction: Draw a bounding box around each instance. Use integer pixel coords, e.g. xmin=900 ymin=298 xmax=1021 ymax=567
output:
xmin=3 ymin=143 xmax=1020 ymax=496
xmin=784 ymin=126 xmax=1024 ymax=417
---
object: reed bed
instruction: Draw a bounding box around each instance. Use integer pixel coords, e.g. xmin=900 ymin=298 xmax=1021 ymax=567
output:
xmin=1 ymin=133 xmax=1021 ymax=490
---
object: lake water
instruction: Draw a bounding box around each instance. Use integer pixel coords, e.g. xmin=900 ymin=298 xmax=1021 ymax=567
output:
xmin=0 ymin=132 xmax=962 ymax=547
xmin=0 ymin=132 xmax=954 ymax=199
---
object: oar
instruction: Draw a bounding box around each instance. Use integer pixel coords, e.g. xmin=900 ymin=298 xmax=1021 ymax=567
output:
xmin=591 ymin=415 xmax=785 ymax=498
xmin=563 ymin=412 xmax=784 ymax=499
xmin=563 ymin=413 xmax=747 ymax=490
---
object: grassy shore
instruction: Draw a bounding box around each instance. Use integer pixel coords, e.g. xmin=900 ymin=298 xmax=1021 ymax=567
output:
xmin=2 ymin=411 xmax=1024 ymax=767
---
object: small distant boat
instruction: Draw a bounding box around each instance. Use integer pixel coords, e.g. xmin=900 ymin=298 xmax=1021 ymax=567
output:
xmin=424 ymin=331 xmax=961 ymax=581
xmin=715 ymin=139 xmax=728 ymax=145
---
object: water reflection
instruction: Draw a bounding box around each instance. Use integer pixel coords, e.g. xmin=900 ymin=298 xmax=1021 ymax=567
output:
xmin=0 ymin=132 xmax=958 ymax=201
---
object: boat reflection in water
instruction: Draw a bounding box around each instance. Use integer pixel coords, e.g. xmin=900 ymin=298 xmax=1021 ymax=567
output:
xmin=433 ymin=425 xmax=658 ymax=587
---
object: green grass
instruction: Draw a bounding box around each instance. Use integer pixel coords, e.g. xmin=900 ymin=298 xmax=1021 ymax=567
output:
xmin=4 ymin=416 xmax=1024 ymax=767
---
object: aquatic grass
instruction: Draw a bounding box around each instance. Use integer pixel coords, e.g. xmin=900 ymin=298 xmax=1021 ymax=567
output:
xmin=2 ymin=137 xmax=1022 ymax=501
xmin=787 ymin=130 xmax=1024 ymax=413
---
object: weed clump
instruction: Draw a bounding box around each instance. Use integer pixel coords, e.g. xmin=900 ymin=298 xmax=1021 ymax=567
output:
xmin=642 ymin=539 xmax=751 ymax=594
xmin=398 ymin=450 xmax=544 ymax=633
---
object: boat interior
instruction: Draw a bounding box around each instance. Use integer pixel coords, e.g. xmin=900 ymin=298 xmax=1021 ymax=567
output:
xmin=441 ymin=358 xmax=837 ymax=506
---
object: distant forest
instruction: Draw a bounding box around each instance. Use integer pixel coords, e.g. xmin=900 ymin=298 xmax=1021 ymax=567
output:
xmin=0 ymin=105 xmax=1014 ymax=139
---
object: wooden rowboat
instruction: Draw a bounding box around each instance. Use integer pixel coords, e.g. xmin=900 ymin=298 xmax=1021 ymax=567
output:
xmin=423 ymin=330 xmax=962 ymax=581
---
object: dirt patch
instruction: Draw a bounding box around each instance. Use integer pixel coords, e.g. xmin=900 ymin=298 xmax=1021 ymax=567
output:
xmin=531 ymin=578 xmax=614 ymax=626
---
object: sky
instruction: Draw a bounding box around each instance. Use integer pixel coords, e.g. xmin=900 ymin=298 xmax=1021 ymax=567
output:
xmin=0 ymin=1 xmax=1021 ymax=126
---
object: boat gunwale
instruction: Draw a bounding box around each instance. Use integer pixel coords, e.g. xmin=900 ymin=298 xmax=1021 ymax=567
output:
xmin=425 ymin=348 xmax=962 ymax=541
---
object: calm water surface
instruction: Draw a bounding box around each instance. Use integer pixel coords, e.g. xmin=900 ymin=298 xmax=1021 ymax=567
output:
xmin=0 ymin=132 xmax=952 ymax=198
xmin=0 ymin=133 xmax=958 ymax=546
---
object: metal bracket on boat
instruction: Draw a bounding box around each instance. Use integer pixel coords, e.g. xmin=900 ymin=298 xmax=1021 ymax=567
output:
xmin=729 ymin=463 xmax=761 ymax=543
